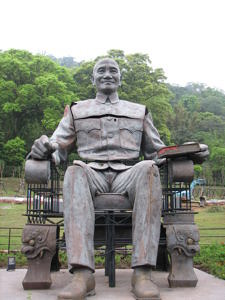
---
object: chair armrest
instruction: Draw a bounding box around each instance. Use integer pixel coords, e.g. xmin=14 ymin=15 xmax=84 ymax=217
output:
xmin=25 ymin=159 xmax=51 ymax=184
xmin=167 ymin=159 xmax=194 ymax=183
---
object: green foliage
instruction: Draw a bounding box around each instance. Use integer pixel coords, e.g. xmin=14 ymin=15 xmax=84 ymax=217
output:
xmin=0 ymin=204 xmax=224 ymax=280
xmin=73 ymin=50 xmax=173 ymax=143
xmin=168 ymin=83 xmax=225 ymax=184
xmin=0 ymin=252 xmax=27 ymax=268
xmin=73 ymin=61 xmax=96 ymax=100
xmin=209 ymin=147 xmax=225 ymax=184
xmin=3 ymin=137 xmax=26 ymax=166
xmin=194 ymin=165 xmax=203 ymax=178
xmin=194 ymin=243 xmax=225 ymax=280
xmin=210 ymin=147 xmax=225 ymax=169
xmin=0 ymin=49 xmax=78 ymax=150
xmin=0 ymin=49 xmax=225 ymax=185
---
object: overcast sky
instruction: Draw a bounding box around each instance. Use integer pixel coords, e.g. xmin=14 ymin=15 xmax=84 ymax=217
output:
xmin=1 ymin=0 xmax=225 ymax=91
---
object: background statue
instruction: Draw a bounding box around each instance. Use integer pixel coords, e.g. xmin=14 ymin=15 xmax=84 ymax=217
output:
xmin=30 ymin=58 xmax=208 ymax=300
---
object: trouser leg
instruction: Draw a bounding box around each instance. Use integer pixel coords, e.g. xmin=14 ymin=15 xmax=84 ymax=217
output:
xmin=111 ymin=160 xmax=162 ymax=267
xmin=63 ymin=162 xmax=108 ymax=272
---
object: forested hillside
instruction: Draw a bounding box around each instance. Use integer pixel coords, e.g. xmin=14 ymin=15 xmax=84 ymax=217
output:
xmin=0 ymin=49 xmax=224 ymax=184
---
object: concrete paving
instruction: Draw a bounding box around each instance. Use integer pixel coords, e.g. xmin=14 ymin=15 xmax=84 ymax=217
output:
xmin=0 ymin=268 xmax=224 ymax=300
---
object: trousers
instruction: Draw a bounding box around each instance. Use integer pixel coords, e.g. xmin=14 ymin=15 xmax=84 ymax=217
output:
xmin=63 ymin=160 xmax=162 ymax=272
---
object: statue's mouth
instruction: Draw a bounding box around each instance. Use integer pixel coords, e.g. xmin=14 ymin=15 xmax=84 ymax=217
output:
xmin=21 ymin=245 xmax=34 ymax=255
xmin=102 ymin=80 xmax=115 ymax=84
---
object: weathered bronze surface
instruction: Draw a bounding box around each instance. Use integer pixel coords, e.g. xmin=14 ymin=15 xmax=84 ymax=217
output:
xmin=168 ymin=159 xmax=194 ymax=183
xmin=27 ymin=58 xmax=208 ymax=297
xmin=164 ymin=213 xmax=200 ymax=287
xmin=21 ymin=225 xmax=56 ymax=289
xmin=94 ymin=193 xmax=131 ymax=210
xmin=25 ymin=159 xmax=50 ymax=184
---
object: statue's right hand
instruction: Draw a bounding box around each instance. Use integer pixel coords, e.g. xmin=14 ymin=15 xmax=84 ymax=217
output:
xmin=30 ymin=135 xmax=58 ymax=160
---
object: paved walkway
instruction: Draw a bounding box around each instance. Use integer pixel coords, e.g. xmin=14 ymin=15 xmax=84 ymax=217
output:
xmin=0 ymin=268 xmax=224 ymax=300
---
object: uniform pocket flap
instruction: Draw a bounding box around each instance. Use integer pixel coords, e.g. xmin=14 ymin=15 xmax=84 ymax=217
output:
xmin=75 ymin=119 xmax=101 ymax=132
xmin=119 ymin=118 xmax=143 ymax=132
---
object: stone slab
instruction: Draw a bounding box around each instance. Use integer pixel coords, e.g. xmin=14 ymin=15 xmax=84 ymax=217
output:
xmin=0 ymin=268 xmax=224 ymax=300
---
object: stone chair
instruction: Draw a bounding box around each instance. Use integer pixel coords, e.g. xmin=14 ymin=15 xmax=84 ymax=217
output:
xmin=21 ymin=157 xmax=200 ymax=290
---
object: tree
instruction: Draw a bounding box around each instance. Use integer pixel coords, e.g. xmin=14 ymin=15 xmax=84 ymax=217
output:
xmin=73 ymin=50 xmax=173 ymax=143
xmin=0 ymin=49 xmax=78 ymax=150
xmin=2 ymin=137 xmax=26 ymax=167
xmin=210 ymin=147 xmax=225 ymax=185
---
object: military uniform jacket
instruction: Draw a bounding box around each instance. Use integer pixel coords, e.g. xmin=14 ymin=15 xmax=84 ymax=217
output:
xmin=50 ymin=92 xmax=165 ymax=170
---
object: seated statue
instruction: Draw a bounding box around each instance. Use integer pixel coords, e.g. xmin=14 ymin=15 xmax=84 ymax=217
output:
xmin=30 ymin=58 xmax=208 ymax=300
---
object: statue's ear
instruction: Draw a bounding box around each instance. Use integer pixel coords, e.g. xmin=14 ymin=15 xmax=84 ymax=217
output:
xmin=91 ymin=75 xmax=95 ymax=85
xmin=119 ymin=74 xmax=122 ymax=86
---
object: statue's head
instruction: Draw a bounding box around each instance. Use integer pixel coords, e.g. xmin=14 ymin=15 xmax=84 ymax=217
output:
xmin=92 ymin=58 xmax=121 ymax=95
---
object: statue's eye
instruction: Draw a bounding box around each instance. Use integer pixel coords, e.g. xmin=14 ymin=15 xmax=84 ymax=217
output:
xmin=187 ymin=238 xmax=194 ymax=245
xmin=110 ymin=68 xmax=118 ymax=73
xmin=97 ymin=68 xmax=105 ymax=74
xmin=29 ymin=239 xmax=35 ymax=246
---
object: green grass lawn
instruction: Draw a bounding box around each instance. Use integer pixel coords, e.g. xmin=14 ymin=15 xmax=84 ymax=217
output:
xmin=195 ymin=206 xmax=225 ymax=244
xmin=194 ymin=206 xmax=225 ymax=279
xmin=0 ymin=201 xmax=224 ymax=279
xmin=0 ymin=177 xmax=27 ymax=197
xmin=0 ymin=203 xmax=27 ymax=251
xmin=0 ymin=203 xmax=225 ymax=248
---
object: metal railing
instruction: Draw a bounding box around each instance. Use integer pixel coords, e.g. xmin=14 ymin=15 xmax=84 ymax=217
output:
xmin=1 ymin=226 xmax=225 ymax=253
xmin=0 ymin=227 xmax=23 ymax=253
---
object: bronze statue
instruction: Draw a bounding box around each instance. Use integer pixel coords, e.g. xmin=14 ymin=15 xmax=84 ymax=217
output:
xmin=30 ymin=58 xmax=208 ymax=300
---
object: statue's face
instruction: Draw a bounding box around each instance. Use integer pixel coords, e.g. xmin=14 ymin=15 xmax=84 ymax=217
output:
xmin=92 ymin=59 xmax=121 ymax=94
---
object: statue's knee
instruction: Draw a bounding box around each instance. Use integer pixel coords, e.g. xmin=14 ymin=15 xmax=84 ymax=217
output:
xmin=134 ymin=161 xmax=160 ymax=181
xmin=136 ymin=160 xmax=156 ymax=172
xmin=64 ymin=165 xmax=86 ymax=182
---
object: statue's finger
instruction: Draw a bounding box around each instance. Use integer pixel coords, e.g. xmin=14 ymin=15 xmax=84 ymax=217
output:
xmin=30 ymin=148 xmax=46 ymax=159
xmin=43 ymin=140 xmax=53 ymax=151
xmin=33 ymin=141 xmax=48 ymax=154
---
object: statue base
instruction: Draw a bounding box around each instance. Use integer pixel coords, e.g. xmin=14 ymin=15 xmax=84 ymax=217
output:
xmin=21 ymin=224 xmax=57 ymax=290
xmin=164 ymin=212 xmax=200 ymax=288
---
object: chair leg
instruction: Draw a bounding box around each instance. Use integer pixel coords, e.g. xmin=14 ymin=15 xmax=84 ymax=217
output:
xmin=21 ymin=225 xmax=56 ymax=289
xmin=105 ymin=214 xmax=109 ymax=276
xmin=108 ymin=211 xmax=115 ymax=287
xmin=164 ymin=213 xmax=200 ymax=287
xmin=104 ymin=211 xmax=116 ymax=287
xmin=50 ymin=225 xmax=61 ymax=272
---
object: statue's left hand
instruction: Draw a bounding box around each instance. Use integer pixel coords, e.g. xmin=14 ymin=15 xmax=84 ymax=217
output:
xmin=189 ymin=144 xmax=209 ymax=164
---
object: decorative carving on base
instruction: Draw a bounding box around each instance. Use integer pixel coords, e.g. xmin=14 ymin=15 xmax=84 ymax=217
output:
xmin=21 ymin=224 xmax=56 ymax=289
xmin=164 ymin=213 xmax=200 ymax=287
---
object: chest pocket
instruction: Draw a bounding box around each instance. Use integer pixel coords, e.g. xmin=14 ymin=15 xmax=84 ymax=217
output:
xmin=119 ymin=118 xmax=143 ymax=151
xmin=74 ymin=118 xmax=101 ymax=151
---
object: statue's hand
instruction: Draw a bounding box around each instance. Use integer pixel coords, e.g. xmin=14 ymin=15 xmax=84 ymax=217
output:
xmin=30 ymin=135 xmax=58 ymax=160
xmin=189 ymin=143 xmax=209 ymax=164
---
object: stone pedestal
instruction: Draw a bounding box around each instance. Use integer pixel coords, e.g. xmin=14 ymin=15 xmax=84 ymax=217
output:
xmin=21 ymin=224 xmax=57 ymax=289
xmin=164 ymin=212 xmax=200 ymax=288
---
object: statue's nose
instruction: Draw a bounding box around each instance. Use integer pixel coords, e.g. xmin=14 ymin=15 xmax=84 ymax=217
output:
xmin=103 ymin=72 xmax=112 ymax=79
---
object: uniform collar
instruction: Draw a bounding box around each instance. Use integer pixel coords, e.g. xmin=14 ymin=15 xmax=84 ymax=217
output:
xmin=95 ymin=92 xmax=119 ymax=104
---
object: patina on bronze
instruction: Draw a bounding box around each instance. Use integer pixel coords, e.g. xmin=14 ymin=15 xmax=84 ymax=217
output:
xmin=164 ymin=213 xmax=200 ymax=287
xmin=27 ymin=58 xmax=208 ymax=300
xmin=21 ymin=225 xmax=56 ymax=289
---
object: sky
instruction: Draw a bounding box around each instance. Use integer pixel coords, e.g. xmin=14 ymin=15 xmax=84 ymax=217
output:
xmin=1 ymin=0 xmax=225 ymax=92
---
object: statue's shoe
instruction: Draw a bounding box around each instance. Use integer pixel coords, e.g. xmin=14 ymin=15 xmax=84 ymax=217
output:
xmin=131 ymin=268 xmax=160 ymax=300
xmin=58 ymin=268 xmax=95 ymax=300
